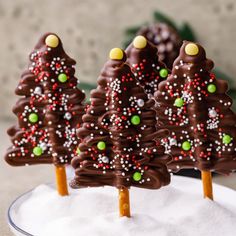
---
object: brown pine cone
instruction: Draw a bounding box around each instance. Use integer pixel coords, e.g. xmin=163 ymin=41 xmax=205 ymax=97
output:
xmin=137 ymin=23 xmax=182 ymax=69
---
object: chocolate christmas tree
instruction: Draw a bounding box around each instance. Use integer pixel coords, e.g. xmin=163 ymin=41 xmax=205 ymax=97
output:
xmin=71 ymin=48 xmax=170 ymax=217
xmin=5 ymin=33 xmax=85 ymax=195
xmin=155 ymin=41 xmax=236 ymax=199
xmin=126 ymin=36 xmax=169 ymax=98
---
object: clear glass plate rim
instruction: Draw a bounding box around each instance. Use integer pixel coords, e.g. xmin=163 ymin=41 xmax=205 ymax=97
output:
xmin=7 ymin=183 xmax=54 ymax=236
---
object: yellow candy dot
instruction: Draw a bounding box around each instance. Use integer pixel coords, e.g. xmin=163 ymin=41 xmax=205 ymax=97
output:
xmin=109 ymin=48 xmax=124 ymax=60
xmin=185 ymin=43 xmax=199 ymax=56
xmin=45 ymin=34 xmax=59 ymax=48
xmin=133 ymin=36 xmax=147 ymax=49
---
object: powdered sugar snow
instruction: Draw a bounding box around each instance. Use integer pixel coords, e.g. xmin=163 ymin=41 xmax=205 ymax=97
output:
xmin=10 ymin=176 xmax=236 ymax=236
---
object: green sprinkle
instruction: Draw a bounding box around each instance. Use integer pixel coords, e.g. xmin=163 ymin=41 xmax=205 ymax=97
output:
xmin=174 ymin=98 xmax=184 ymax=108
xmin=182 ymin=141 xmax=191 ymax=151
xmin=28 ymin=113 xmax=38 ymax=123
xmin=159 ymin=68 xmax=168 ymax=78
xmin=133 ymin=172 xmax=142 ymax=181
xmin=222 ymin=134 xmax=232 ymax=144
xmin=58 ymin=73 xmax=68 ymax=83
xmin=97 ymin=141 xmax=106 ymax=150
xmin=131 ymin=115 xmax=141 ymax=125
xmin=76 ymin=147 xmax=81 ymax=155
xmin=33 ymin=146 xmax=43 ymax=156
xmin=207 ymin=84 xmax=216 ymax=93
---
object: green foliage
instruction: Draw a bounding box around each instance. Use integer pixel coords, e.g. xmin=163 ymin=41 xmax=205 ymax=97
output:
xmin=123 ymin=28 xmax=140 ymax=48
xmin=179 ymin=23 xmax=196 ymax=42
xmin=213 ymin=68 xmax=234 ymax=88
xmin=153 ymin=11 xmax=196 ymax=42
xmin=78 ymin=82 xmax=96 ymax=103
xmin=125 ymin=26 xmax=143 ymax=36
xmin=227 ymin=89 xmax=236 ymax=112
xmin=123 ymin=37 xmax=136 ymax=48
xmin=153 ymin=11 xmax=178 ymax=30
xmin=123 ymin=25 xmax=144 ymax=48
xmin=79 ymin=82 xmax=96 ymax=91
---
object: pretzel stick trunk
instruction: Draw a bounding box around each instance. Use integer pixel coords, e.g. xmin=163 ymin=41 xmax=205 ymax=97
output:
xmin=201 ymin=170 xmax=213 ymax=200
xmin=55 ymin=165 xmax=69 ymax=196
xmin=119 ymin=187 xmax=131 ymax=217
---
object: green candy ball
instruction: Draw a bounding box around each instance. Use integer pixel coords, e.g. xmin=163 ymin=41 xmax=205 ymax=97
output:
xmin=97 ymin=141 xmax=106 ymax=150
xmin=222 ymin=134 xmax=232 ymax=144
xmin=182 ymin=141 xmax=191 ymax=151
xmin=29 ymin=113 xmax=38 ymax=123
xmin=58 ymin=73 xmax=68 ymax=83
xmin=33 ymin=146 xmax=43 ymax=156
xmin=133 ymin=172 xmax=142 ymax=181
xmin=207 ymin=84 xmax=216 ymax=93
xmin=131 ymin=115 xmax=141 ymax=125
xmin=174 ymin=98 xmax=184 ymax=108
xmin=159 ymin=68 xmax=168 ymax=78
xmin=76 ymin=147 xmax=81 ymax=155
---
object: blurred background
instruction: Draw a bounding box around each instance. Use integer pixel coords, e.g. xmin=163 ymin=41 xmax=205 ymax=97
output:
xmin=0 ymin=0 xmax=236 ymax=234
xmin=1 ymin=0 xmax=236 ymax=119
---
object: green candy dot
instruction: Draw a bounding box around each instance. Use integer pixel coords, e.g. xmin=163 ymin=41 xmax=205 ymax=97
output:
xmin=159 ymin=68 xmax=168 ymax=78
xmin=182 ymin=141 xmax=191 ymax=151
xmin=207 ymin=84 xmax=216 ymax=93
xmin=58 ymin=73 xmax=68 ymax=83
xmin=133 ymin=172 xmax=142 ymax=181
xmin=76 ymin=147 xmax=81 ymax=155
xmin=28 ymin=113 xmax=38 ymax=123
xmin=222 ymin=134 xmax=232 ymax=144
xmin=174 ymin=98 xmax=184 ymax=108
xmin=33 ymin=146 xmax=43 ymax=156
xmin=97 ymin=141 xmax=106 ymax=150
xmin=131 ymin=115 xmax=141 ymax=125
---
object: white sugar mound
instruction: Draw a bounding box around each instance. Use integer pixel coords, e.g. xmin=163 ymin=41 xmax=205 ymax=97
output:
xmin=11 ymin=176 xmax=236 ymax=236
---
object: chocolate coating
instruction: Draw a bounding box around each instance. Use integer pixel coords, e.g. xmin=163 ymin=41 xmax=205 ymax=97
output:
xmin=155 ymin=41 xmax=236 ymax=174
xmin=71 ymin=50 xmax=170 ymax=189
xmin=5 ymin=33 xmax=85 ymax=166
xmin=126 ymin=36 xmax=168 ymax=98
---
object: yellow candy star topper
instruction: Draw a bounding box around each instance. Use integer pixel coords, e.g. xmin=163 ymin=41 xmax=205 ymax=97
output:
xmin=185 ymin=43 xmax=199 ymax=56
xmin=109 ymin=48 xmax=124 ymax=60
xmin=133 ymin=36 xmax=147 ymax=49
xmin=45 ymin=34 xmax=59 ymax=48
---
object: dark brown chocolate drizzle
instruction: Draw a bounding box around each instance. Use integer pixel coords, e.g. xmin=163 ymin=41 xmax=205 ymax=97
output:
xmin=5 ymin=33 xmax=85 ymax=166
xmin=155 ymin=41 xmax=236 ymax=174
xmin=71 ymin=50 xmax=170 ymax=189
xmin=126 ymin=37 xmax=168 ymax=97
